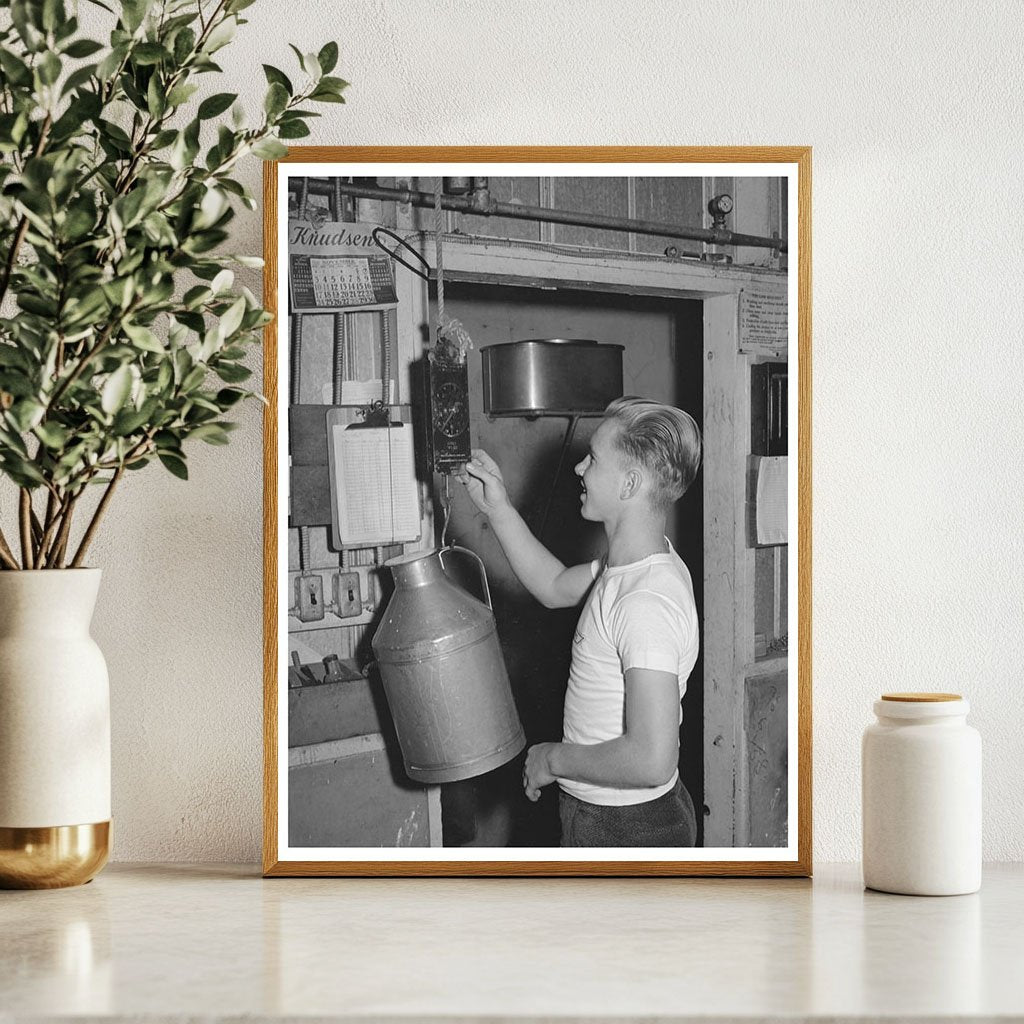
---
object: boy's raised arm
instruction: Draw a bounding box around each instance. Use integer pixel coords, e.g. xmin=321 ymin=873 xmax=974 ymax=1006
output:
xmin=455 ymin=449 xmax=593 ymax=609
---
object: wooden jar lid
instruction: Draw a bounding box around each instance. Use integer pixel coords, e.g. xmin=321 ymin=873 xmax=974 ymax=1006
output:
xmin=881 ymin=692 xmax=962 ymax=702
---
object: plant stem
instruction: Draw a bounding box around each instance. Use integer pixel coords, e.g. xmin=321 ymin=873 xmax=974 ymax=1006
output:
xmin=18 ymin=489 xmax=34 ymax=569
xmin=36 ymin=488 xmax=67 ymax=566
xmin=70 ymin=465 xmax=124 ymax=568
xmin=0 ymin=113 xmax=52 ymax=308
xmin=0 ymin=216 xmax=31 ymax=309
xmin=45 ymin=492 xmax=79 ymax=569
xmin=46 ymin=298 xmax=140 ymax=413
xmin=0 ymin=528 xmax=20 ymax=570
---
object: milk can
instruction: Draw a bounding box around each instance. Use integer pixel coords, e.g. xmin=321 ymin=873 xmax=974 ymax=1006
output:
xmin=862 ymin=692 xmax=981 ymax=895
xmin=372 ymin=546 xmax=525 ymax=784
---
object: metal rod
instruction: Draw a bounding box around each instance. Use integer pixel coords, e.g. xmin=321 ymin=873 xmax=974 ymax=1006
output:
xmin=537 ymin=415 xmax=580 ymax=540
xmin=289 ymin=178 xmax=786 ymax=253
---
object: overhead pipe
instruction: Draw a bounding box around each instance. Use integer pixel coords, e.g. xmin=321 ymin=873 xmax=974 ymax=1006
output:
xmin=289 ymin=177 xmax=786 ymax=254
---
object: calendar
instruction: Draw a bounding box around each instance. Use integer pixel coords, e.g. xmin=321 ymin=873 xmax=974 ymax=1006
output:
xmin=290 ymin=255 xmax=397 ymax=311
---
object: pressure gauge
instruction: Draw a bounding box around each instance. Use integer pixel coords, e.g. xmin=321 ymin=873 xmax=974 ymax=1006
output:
xmin=708 ymin=193 xmax=734 ymax=217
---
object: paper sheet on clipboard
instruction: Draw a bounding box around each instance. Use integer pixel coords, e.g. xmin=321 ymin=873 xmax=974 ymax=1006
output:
xmin=329 ymin=423 xmax=420 ymax=547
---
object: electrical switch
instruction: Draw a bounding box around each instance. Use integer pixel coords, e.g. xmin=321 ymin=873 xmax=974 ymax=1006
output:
xmin=295 ymin=573 xmax=325 ymax=622
xmin=333 ymin=571 xmax=362 ymax=618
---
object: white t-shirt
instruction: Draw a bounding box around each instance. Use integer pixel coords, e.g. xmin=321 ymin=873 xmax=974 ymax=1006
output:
xmin=560 ymin=540 xmax=699 ymax=806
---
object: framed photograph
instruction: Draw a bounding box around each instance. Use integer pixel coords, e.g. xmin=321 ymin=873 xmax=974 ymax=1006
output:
xmin=263 ymin=147 xmax=811 ymax=876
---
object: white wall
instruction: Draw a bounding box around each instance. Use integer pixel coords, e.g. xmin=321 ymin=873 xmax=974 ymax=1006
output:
xmin=60 ymin=0 xmax=1023 ymax=863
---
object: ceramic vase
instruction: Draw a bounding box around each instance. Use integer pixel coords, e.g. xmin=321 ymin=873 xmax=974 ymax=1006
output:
xmin=0 ymin=569 xmax=111 ymax=888
xmin=862 ymin=692 xmax=982 ymax=896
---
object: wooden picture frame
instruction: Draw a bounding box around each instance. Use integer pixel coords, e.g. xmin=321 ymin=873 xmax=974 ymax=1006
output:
xmin=263 ymin=147 xmax=812 ymax=876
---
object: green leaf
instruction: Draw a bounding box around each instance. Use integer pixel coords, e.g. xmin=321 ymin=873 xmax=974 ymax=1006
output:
xmin=150 ymin=129 xmax=177 ymax=149
xmin=114 ymin=187 xmax=148 ymax=229
xmin=166 ymin=82 xmax=199 ymax=107
xmin=264 ymin=82 xmax=288 ymax=118
xmin=38 ymin=51 xmax=63 ymax=86
xmin=17 ymin=292 xmax=58 ymax=317
xmin=214 ymin=362 xmax=251 ymax=383
xmin=123 ymin=322 xmax=165 ymax=353
xmin=203 ymin=15 xmax=236 ymax=53
xmin=9 ymin=399 xmax=45 ymax=432
xmin=156 ymin=359 xmax=173 ymax=392
xmin=318 ymin=75 xmax=349 ymax=93
xmin=0 ymin=366 xmax=39 ymax=398
xmin=63 ymin=38 xmax=104 ymax=58
xmin=318 ymin=41 xmax=339 ymax=75
xmin=146 ymin=74 xmax=166 ymax=117
xmin=210 ymin=269 xmax=234 ymax=294
xmin=132 ymin=43 xmax=169 ymax=66
xmin=173 ymin=26 xmax=196 ymax=65
xmin=1 ymin=456 xmax=46 ymax=487
xmin=96 ymin=43 xmax=128 ymax=81
xmin=182 ymin=285 xmax=212 ymax=309
xmin=112 ymin=405 xmax=151 ymax=435
xmin=158 ymin=452 xmax=188 ymax=479
xmin=42 ymin=0 xmax=66 ymax=33
xmin=102 ymin=277 xmax=134 ymax=308
xmin=101 ymin=364 xmax=133 ymax=415
xmin=34 ymin=421 xmax=70 ymax=449
xmin=180 ymin=366 xmax=206 ymax=392
xmin=262 ymin=64 xmax=292 ymax=94
xmin=0 ymin=346 xmax=30 ymax=371
xmin=98 ymin=118 xmax=132 ymax=148
xmin=10 ymin=1 xmax=44 ymax=52
xmin=60 ymin=63 xmax=98 ymax=96
xmin=277 ymin=120 xmax=310 ymax=140
xmin=215 ymin=388 xmax=247 ymax=408
xmin=189 ymin=423 xmax=230 ymax=445
xmin=121 ymin=0 xmax=151 ymax=33
xmin=309 ymin=89 xmax=345 ymax=104
xmin=217 ymin=296 xmax=246 ymax=340
xmin=299 ymin=51 xmax=321 ymax=80
xmin=251 ymin=138 xmax=287 ymax=160
xmin=198 ymin=91 xmax=236 ymax=119
xmin=0 ymin=49 xmax=33 ymax=87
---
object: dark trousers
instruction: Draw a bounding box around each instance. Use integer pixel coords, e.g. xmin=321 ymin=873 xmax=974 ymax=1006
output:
xmin=558 ymin=776 xmax=697 ymax=848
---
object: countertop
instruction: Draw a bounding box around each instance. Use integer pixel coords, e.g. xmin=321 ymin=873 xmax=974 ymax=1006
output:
xmin=3 ymin=862 xmax=1022 ymax=1022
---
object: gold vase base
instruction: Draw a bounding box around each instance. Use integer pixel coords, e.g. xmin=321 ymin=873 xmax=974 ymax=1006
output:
xmin=0 ymin=821 xmax=110 ymax=889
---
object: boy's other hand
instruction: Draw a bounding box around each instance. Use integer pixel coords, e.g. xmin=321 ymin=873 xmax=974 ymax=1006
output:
xmin=523 ymin=742 xmax=558 ymax=802
xmin=455 ymin=449 xmax=510 ymax=517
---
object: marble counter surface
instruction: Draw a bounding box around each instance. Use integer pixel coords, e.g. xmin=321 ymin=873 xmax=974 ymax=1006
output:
xmin=2 ymin=862 xmax=1022 ymax=1021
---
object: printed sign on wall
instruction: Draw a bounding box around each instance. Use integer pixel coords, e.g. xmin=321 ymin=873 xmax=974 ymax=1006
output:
xmin=739 ymin=280 xmax=788 ymax=355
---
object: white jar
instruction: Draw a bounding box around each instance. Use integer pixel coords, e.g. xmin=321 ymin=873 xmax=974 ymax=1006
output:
xmin=862 ymin=693 xmax=981 ymax=895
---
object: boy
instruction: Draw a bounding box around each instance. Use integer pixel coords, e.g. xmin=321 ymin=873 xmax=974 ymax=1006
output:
xmin=456 ymin=396 xmax=702 ymax=847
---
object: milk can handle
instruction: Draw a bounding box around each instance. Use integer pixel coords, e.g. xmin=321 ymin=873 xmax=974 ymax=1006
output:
xmin=439 ymin=544 xmax=492 ymax=610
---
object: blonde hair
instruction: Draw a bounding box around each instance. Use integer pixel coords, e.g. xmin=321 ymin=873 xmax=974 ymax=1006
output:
xmin=603 ymin=396 xmax=702 ymax=510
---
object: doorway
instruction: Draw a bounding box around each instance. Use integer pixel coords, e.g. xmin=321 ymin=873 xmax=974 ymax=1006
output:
xmin=434 ymin=281 xmax=705 ymax=846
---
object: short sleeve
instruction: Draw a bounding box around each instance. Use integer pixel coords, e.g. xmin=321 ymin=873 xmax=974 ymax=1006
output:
xmin=609 ymin=590 xmax=694 ymax=676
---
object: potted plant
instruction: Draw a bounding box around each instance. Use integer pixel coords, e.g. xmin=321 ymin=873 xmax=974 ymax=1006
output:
xmin=0 ymin=0 xmax=345 ymax=887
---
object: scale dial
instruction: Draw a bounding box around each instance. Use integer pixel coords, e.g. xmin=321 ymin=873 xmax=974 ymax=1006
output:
xmin=435 ymin=382 xmax=469 ymax=438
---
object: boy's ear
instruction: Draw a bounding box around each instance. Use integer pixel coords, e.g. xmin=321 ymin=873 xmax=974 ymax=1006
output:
xmin=620 ymin=467 xmax=644 ymax=501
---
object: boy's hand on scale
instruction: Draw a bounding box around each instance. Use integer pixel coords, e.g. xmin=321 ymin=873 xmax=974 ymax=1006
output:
xmin=455 ymin=449 xmax=510 ymax=517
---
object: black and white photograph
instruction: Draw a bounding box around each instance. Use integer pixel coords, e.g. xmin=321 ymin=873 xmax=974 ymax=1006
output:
xmin=265 ymin=151 xmax=810 ymax=875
